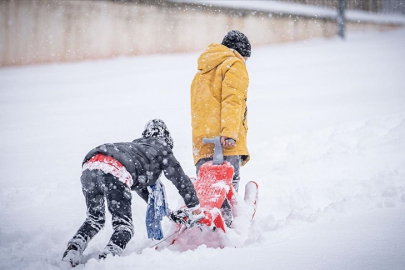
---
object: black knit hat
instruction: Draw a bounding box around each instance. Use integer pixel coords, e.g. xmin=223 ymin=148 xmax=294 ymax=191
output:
xmin=142 ymin=119 xmax=174 ymax=149
xmin=221 ymin=30 xmax=251 ymax=57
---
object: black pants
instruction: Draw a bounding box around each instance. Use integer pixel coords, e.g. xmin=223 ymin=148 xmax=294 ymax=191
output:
xmin=69 ymin=169 xmax=134 ymax=255
xmin=195 ymin=155 xmax=241 ymax=227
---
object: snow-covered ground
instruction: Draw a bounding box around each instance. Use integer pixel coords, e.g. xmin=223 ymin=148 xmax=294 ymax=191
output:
xmin=1 ymin=28 xmax=405 ymax=269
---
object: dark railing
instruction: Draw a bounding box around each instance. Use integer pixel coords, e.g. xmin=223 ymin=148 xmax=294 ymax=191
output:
xmin=271 ymin=0 xmax=405 ymax=15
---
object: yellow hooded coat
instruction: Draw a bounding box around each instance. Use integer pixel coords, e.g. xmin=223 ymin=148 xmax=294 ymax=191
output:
xmin=191 ymin=43 xmax=250 ymax=166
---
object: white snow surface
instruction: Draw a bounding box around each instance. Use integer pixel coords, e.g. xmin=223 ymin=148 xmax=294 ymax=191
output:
xmin=1 ymin=28 xmax=405 ymax=269
xmin=173 ymin=0 xmax=405 ymax=24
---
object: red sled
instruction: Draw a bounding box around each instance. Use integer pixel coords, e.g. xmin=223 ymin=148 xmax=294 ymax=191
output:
xmin=155 ymin=137 xmax=258 ymax=250
xmin=195 ymin=162 xmax=258 ymax=232
xmin=194 ymin=136 xmax=258 ymax=232
xmin=195 ymin=160 xmax=235 ymax=232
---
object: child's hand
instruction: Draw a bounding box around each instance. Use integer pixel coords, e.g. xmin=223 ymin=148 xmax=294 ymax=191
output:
xmin=221 ymin=136 xmax=236 ymax=148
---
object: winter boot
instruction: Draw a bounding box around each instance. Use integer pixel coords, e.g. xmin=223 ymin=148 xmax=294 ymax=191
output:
xmin=99 ymin=241 xmax=123 ymax=260
xmin=62 ymin=243 xmax=82 ymax=267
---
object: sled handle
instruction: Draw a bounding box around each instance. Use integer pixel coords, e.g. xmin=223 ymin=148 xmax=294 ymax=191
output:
xmin=202 ymin=137 xmax=235 ymax=165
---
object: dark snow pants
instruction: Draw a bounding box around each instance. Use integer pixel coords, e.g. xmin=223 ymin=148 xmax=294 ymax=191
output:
xmin=69 ymin=169 xmax=134 ymax=255
xmin=195 ymin=155 xmax=241 ymax=227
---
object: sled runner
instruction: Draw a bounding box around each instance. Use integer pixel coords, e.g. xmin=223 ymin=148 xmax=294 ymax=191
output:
xmin=244 ymin=180 xmax=259 ymax=219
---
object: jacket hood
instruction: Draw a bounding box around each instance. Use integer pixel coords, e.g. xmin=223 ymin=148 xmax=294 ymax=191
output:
xmin=197 ymin=43 xmax=243 ymax=74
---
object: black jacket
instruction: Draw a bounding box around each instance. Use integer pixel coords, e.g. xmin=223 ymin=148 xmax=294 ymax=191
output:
xmin=83 ymin=137 xmax=199 ymax=208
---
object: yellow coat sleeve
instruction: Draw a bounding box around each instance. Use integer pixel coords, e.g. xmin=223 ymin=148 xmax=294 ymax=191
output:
xmin=220 ymin=60 xmax=249 ymax=141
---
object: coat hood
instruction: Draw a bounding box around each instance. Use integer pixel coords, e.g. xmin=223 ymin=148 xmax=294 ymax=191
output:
xmin=197 ymin=43 xmax=244 ymax=74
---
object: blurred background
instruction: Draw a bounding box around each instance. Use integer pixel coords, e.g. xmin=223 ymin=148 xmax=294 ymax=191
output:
xmin=1 ymin=0 xmax=404 ymax=67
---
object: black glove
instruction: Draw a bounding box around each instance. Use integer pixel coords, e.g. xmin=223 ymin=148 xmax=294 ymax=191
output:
xmin=169 ymin=209 xmax=188 ymax=226
xmin=169 ymin=209 xmax=204 ymax=228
